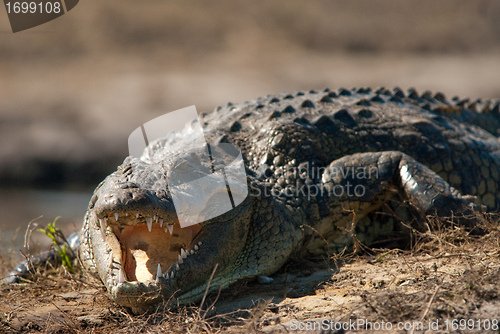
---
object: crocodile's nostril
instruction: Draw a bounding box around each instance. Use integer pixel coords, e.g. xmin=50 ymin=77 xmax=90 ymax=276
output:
xmin=108 ymin=195 xmax=122 ymax=206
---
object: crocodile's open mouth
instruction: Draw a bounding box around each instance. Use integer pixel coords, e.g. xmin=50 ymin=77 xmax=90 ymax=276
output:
xmin=98 ymin=211 xmax=202 ymax=284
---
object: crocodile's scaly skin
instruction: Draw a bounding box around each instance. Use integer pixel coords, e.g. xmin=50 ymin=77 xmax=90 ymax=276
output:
xmin=7 ymin=87 xmax=500 ymax=313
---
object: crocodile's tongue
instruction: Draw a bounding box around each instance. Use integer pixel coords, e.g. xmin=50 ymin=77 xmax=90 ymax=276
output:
xmin=113 ymin=221 xmax=201 ymax=282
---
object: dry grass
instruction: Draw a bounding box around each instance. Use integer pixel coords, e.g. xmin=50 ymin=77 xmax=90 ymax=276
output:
xmin=1 ymin=213 xmax=500 ymax=333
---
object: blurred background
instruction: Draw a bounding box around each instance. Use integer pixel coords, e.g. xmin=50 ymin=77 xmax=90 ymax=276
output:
xmin=0 ymin=0 xmax=499 ymax=256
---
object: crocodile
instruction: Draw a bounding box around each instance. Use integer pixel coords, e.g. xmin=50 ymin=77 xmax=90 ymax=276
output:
xmin=5 ymin=87 xmax=500 ymax=313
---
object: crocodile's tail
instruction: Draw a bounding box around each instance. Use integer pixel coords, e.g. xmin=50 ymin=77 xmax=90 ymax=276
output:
xmin=2 ymin=232 xmax=79 ymax=284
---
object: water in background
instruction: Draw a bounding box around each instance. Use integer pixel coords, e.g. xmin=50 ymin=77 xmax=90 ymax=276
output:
xmin=0 ymin=188 xmax=92 ymax=261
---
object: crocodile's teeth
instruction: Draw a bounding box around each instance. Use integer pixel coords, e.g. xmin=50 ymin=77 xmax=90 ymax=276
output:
xmin=115 ymin=212 xmax=119 ymax=221
xmin=181 ymin=248 xmax=188 ymax=259
xmin=125 ymin=212 xmax=128 ymax=217
xmin=190 ymin=250 xmax=195 ymax=255
xmin=153 ymin=215 xmax=157 ymax=222
xmin=170 ymin=271 xmax=175 ymax=279
xmin=194 ymin=245 xmax=199 ymax=251
xmin=99 ymin=219 xmax=106 ymax=240
xmin=178 ymin=254 xmax=184 ymax=264
xmin=163 ymin=272 xmax=169 ymax=280
xmin=176 ymin=264 xmax=180 ymax=271
xmin=166 ymin=224 xmax=173 ymax=235
xmin=118 ymin=270 xmax=125 ymax=283
xmin=146 ymin=217 xmax=153 ymax=232
xmin=159 ymin=219 xmax=163 ymax=228
xmin=136 ymin=213 xmax=139 ymax=218
xmin=156 ymin=263 xmax=162 ymax=281
xmin=198 ymin=241 xmax=202 ymax=246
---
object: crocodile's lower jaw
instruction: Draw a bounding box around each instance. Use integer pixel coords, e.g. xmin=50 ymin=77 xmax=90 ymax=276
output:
xmin=110 ymin=280 xmax=164 ymax=310
xmin=99 ymin=212 xmax=202 ymax=286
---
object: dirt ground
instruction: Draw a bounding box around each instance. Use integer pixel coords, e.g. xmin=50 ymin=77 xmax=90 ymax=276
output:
xmin=1 ymin=215 xmax=500 ymax=334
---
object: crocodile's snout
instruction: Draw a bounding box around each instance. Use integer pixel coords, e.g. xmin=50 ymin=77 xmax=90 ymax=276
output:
xmin=95 ymin=182 xmax=176 ymax=220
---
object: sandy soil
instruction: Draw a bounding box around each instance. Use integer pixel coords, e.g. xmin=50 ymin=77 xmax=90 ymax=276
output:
xmin=1 ymin=215 xmax=500 ymax=333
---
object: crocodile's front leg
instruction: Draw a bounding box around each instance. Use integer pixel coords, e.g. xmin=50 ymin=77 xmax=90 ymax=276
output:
xmin=311 ymin=151 xmax=480 ymax=250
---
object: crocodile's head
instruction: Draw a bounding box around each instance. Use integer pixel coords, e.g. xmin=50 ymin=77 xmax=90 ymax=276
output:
xmin=81 ymin=145 xmax=254 ymax=313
